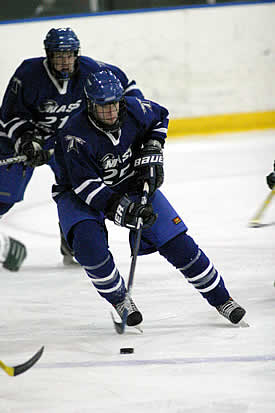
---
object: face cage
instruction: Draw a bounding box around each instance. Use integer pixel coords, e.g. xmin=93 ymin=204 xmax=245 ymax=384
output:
xmin=46 ymin=49 xmax=79 ymax=80
xmin=87 ymin=98 xmax=126 ymax=133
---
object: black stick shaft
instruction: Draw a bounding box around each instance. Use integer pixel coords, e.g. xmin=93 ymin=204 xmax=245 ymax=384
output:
xmin=112 ymin=182 xmax=149 ymax=334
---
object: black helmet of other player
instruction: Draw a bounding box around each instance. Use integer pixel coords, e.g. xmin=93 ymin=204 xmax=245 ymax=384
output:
xmin=44 ymin=28 xmax=80 ymax=81
xmin=84 ymin=70 xmax=126 ymax=133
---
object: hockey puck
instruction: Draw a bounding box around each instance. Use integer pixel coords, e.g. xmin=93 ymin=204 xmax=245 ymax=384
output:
xmin=120 ymin=347 xmax=134 ymax=354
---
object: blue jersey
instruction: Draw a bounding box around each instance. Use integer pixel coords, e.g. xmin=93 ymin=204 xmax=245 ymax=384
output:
xmin=53 ymin=96 xmax=169 ymax=213
xmin=1 ymin=56 xmax=144 ymax=151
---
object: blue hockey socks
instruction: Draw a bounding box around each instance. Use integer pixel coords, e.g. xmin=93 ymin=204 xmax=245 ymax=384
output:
xmin=72 ymin=220 xmax=126 ymax=305
xmin=159 ymin=231 xmax=230 ymax=306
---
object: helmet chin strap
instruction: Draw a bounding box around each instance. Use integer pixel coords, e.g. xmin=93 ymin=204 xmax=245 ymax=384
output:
xmin=51 ymin=65 xmax=75 ymax=82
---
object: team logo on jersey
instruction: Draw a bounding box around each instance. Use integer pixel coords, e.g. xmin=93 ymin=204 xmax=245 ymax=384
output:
xmin=101 ymin=153 xmax=117 ymax=169
xmin=38 ymin=100 xmax=59 ymax=113
xmin=65 ymin=135 xmax=85 ymax=153
xmin=38 ymin=99 xmax=82 ymax=114
xmin=101 ymin=147 xmax=132 ymax=170
xmin=172 ymin=216 xmax=181 ymax=225
xmin=11 ymin=76 xmax=22 ymax=95
xmin=136 ymin=98 xmax=152 ymax=114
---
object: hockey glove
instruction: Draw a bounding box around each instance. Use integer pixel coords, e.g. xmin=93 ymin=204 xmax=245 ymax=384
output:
xmin=106 ymin=194 xmax=157 ymax=230
xmin=134 ymin=139 xmax=164 ymax=196
xmin=15 ymin=131 xmax=52 ymax=168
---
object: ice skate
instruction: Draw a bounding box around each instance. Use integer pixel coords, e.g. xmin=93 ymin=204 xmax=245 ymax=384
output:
xmin=59 ymin=224 xmax=79 ymax=266
xmin=61 ymin=243 xmax=77 ymax=265
xmin=3 ymin=237 xmax=27 ymax=272
xmin=216 ymin=298 xmax=246 ymax=324
xmin=113 ymin=296 xmax=143 ymax=327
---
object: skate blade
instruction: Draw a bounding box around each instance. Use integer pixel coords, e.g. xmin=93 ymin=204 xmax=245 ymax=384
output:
xmin=63 ymin=255 xmax=80 ymax=266
xmin=238 ymin=318 xmax=250 ymax=328
xmin=133 ymin=324 xmax=143 ymax=333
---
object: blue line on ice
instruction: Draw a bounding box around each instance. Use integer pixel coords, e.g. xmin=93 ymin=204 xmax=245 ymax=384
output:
xmin=36 ymin=354 xmax=275 ymax=369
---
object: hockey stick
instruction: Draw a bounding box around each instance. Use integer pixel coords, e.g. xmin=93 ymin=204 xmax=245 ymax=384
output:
xmin=0 ymin=154 xmax=27 ymax=166
xmin=112 ymin=181 xmax=150 ymax=334
xmin=0 ymin=346 xmax=44 ymax=376
xmin=0 ymin=149 xmax=54 ymax=167
xmin=248 ymin=188 xmax=275 ymax=227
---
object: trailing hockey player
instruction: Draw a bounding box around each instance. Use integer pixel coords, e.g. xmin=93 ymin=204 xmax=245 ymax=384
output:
xmin=52 ymin=69 xmax=246 ymax=328
xmin=0 ymin=123 xmax=27 ymax=271
xmin=0 ymin=27 xmax=144 ymax=266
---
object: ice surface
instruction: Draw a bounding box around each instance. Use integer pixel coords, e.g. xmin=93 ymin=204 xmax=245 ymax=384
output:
xmin=0 ymin=130 xmax=274 ymax=412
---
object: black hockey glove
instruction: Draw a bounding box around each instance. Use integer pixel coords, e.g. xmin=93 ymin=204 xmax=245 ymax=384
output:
xmin=266 ymin=171 xmax=275 ymax=189
xmin=15 ymin=131 xmax=52 ymax=168
xmin=134 ymin=139 xmax=164 ymax=196
xmin=106 ymin=194 xmax=157 ymax=230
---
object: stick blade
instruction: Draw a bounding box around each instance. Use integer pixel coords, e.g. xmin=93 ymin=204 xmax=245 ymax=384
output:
xmin=111 ymin=310 xmax=128 ymax=335
xmin=248 ymin=219 xmax=262 ymax=228
xmin=13 ymin=346 xmax=44 ymax=376
xmin=248 ymin=220 xmax=275 ymax=228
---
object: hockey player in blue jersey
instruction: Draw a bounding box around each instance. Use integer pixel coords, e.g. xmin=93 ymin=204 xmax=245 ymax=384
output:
xmin=52 ymin=69 xmax=246 ymax=328
xmin=0 ymin=27 xmax=144 ymax=269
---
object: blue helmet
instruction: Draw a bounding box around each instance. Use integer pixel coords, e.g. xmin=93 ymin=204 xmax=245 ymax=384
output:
xmin=84 ymin=70 xmax=124 ymax=105
xmin=44 ymin=28 xmax=80 ymax=80
xmin=44 ymin=28 xmax=80 ymax=52
xmin=84 ymin=70 xmax=125 ymax=132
